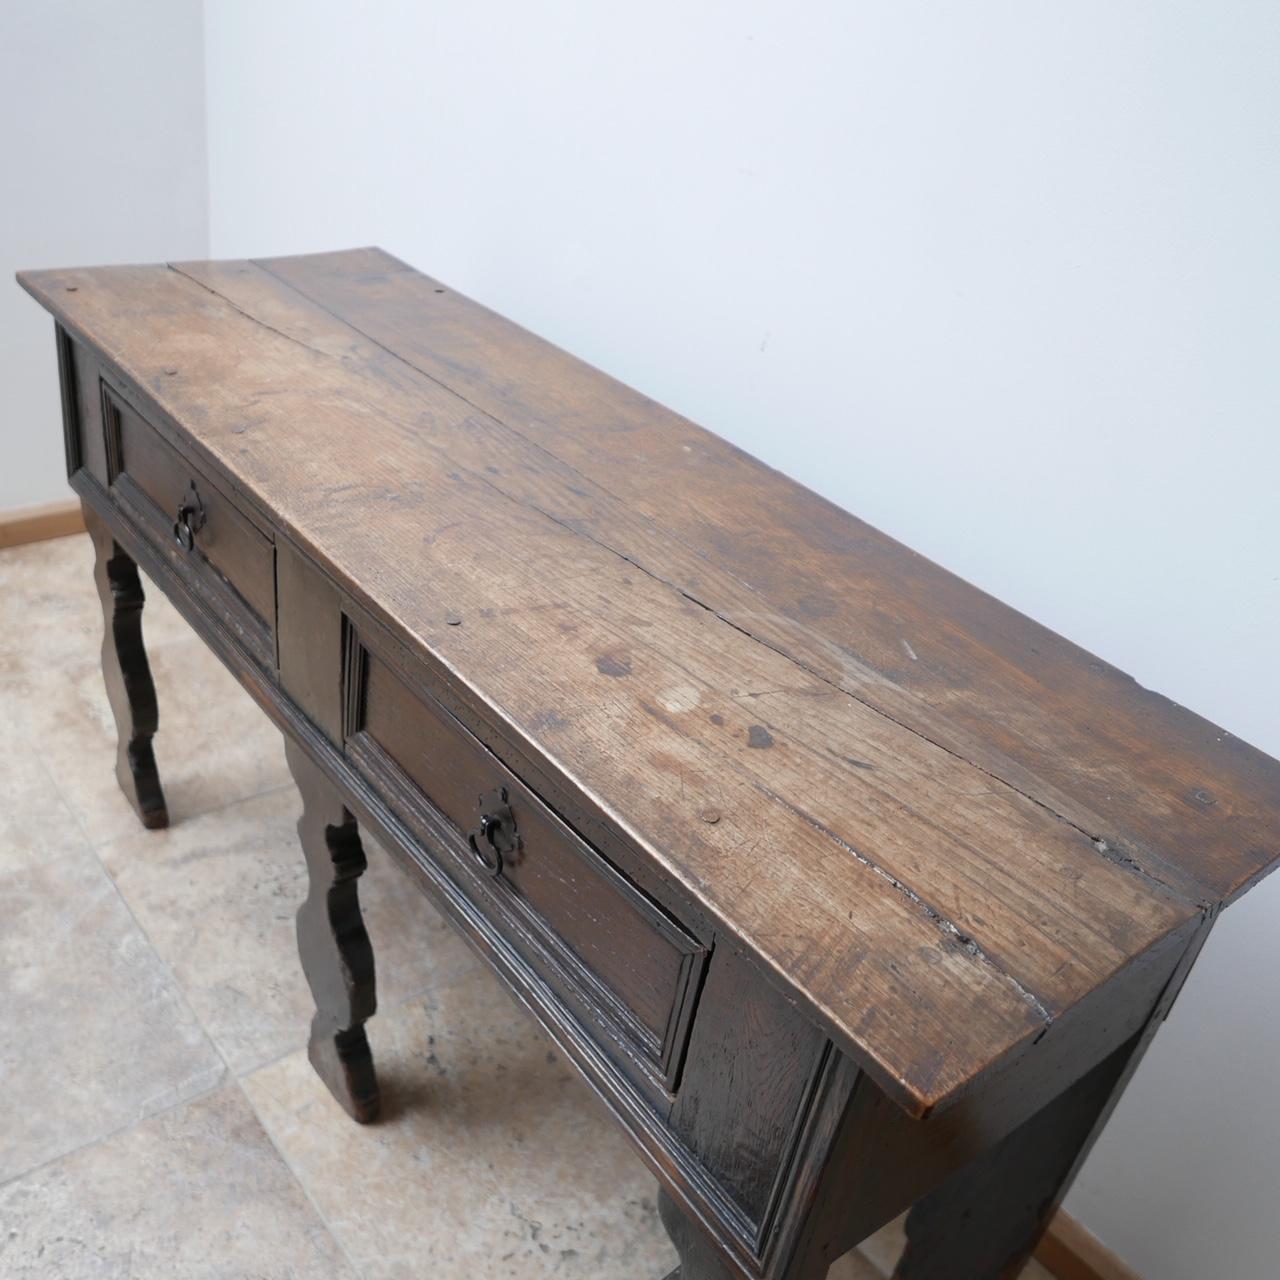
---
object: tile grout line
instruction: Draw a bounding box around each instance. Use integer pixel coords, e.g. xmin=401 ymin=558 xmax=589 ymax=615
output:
xmin=33 ymin=747 xmax=237 ymax=1081
xmin=235 ymin=1076 xmax=369 ymax=1280
xmin=226 ymin=960 xmax=497 ymax=1277
xmin=40 ymin=715 xmax=465 ymax=1084
xmin=11 ymin=539 xmax=395 ymax=1276
xmin=226 ymin=972 xmax=465 ymax=1085
xmin=87 ymin=778 xmax=298 ymax=856
xmin=16 ymin=555 xmax=485 ymax=1277
xmin=0 ymin=1072 xmax=228 ymax=1193
xmin=862 ymin=1249 xmax=891 ymax=1279
xmin=17 ymin=753 xmax=359 ymax=1274
xmin=0 ymin=578 xmax=239 ymax=1192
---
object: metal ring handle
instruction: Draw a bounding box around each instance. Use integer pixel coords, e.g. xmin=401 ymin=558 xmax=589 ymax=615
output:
xmin=173 ymin=480 xmax=205 ymax=552
xmin=174 ymin=505 xmax=197 ymax=550
xmin=469 ymin=814 xmax=505 ymax=876
xmin=468 ymin=788 xmax=519 ymax=877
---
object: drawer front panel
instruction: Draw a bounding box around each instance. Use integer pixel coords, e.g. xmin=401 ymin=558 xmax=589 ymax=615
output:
xmin=345 ymin=625 xmax=706 ymax=1091
xmin=101 ymin=380 xmax=275 ymax=655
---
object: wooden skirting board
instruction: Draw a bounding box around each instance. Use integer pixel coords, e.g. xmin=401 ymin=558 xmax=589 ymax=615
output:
xmin=0 ymin=498 xmax=85 ymax=549
xmin=1037 ymin=1210 xmax=1143 ymax=1280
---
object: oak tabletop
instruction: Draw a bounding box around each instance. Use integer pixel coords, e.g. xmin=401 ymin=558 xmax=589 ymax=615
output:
xmin=20 ymin=249 xmax=1280 ymax=1117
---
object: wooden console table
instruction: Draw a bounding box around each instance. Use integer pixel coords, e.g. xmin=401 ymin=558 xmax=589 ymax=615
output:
xmin=19 ymin=250 xmax=1280 ymax=1279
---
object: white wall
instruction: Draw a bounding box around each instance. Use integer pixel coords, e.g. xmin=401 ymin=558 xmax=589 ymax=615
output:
xmin=0 ymin=0 xmax=208 ymax=511
xmin=213 ymin=3 xmax=1272 ymax=1274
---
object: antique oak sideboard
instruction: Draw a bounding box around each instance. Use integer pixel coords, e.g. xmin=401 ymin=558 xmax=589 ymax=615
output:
xmin=18 ymin=250 xmax=1280 ymax=1279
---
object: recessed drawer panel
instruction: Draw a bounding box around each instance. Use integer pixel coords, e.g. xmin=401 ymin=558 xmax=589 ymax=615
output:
xmin=344 ymin=624 xmax=707 ymax=1093
xmin=101 ymin=379 xmax=275 ymax=661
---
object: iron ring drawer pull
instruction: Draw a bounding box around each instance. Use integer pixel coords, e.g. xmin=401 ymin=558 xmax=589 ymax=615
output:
xmin=173 ymin=480 xmax=206 ymax=551
xmin=468 ymin=787 xmax=520 ymax=876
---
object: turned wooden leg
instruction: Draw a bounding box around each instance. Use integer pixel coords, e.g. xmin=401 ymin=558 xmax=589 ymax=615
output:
xmin=84 ymin=505 xmax=168 ymax=829
xmin=286 ymin=737 xmax=379 ymax=1123
xmin=659 ymin=1189 xmax=739 ymax=1280
xmin=892 ymin=1035 xmax=1139 ymax=1280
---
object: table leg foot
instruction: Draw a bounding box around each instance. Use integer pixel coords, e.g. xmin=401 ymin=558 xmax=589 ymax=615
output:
xmin=308 ymin=1018 xmax=379 ymax=1125
xmin=287 ymin=738 xmax=379 ymax=1124
xmin=85 ymin=504 xmax=168 ymax=830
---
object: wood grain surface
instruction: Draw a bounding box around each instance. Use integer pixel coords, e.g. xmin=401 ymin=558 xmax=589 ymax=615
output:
xmin=20 ymin=251 xmax=1279 ymax=1119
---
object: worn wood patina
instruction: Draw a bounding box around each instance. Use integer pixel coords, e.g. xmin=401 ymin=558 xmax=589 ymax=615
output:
xmin=19 ymin=249 xmax=1279 ymax=1279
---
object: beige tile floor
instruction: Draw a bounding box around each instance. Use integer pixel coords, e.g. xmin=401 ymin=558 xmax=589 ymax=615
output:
xmin=0 ymin=534 xmax=1056 ymax=1280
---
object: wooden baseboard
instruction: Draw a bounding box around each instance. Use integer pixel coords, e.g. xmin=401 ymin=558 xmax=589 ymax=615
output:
xmin=1036 ymin=1210 xmax=1142 ymax=1280
xmin=0 ymin=498 xmax=85 ymax=550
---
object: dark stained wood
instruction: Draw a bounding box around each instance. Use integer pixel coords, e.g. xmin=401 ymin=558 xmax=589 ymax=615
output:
xmin=19 ymin=252 xmax=1280 ymax=1280
xmin=285 ymin=736 xmax=379 ymax=1124
xmin=61 ymin=329 xmax=111 ymax=487
xmin=649 ymin=917 xmax=1202 ymax=1279
xmin=277 ymin=534 xmax=345 ymax=742
xmin=102 ymin=378 xmax=276 ymax=628
xmin=83 ymin=502 xmax=167 ymax=829
xmin=893 ymin=1036 xmax=1140 ymax=1280
xmin=890 ymin=911 xmax=1214 ymax=1280
xmin=669 ymin=945 xmax=828 ymax=1232
xmin=55 ymin=323 xmax=82 ymax=476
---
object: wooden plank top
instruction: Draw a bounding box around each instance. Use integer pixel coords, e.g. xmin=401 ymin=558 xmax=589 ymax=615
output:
xmin=20 ymin=249 xmax=1280 ymax=1117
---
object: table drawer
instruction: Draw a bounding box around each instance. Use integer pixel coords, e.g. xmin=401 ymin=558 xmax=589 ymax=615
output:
xmin=101 ymin=379 xmax=275 ymax=662
xmin=342 ymin=622 xmax=707 ymax=1094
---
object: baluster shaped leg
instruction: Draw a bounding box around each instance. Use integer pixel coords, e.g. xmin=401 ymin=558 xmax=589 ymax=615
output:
xmin=286 ymin=738 xmax=380 ymax=1123
xmin=85 ymin=505 xmax=168 ymax=829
